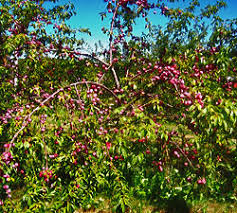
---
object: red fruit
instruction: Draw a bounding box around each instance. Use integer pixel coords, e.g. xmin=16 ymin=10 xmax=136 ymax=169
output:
xmin=174 ymin=150 xmax=178 ymax=156
xmin=197 ymin=179 xmax=202 ymax=184
xmin=158 ymin=165 xmax=163 ymax=172
xmin=197 ymin=177 xmax=206 ymax=185
xmin=186 ymin=177 xmax=191 ymax=182
xmin=112 ymin=58 xmax=118 ymax=63
xmin=106 ymin=142 xmax=111 ymax=150
xmin=202 ymin=178 xmax=206 ymax=184
xmin=184 ymin=143 xmax=189 ymax=148
xmin=3 ymin=185 xmax=9 ymax=190
xmin=146 ymin=149 xmax=151 ymax=154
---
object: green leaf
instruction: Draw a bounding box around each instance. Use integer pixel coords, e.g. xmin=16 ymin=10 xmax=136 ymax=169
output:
xmin=79 ymin=28 xmax=91 ymax=36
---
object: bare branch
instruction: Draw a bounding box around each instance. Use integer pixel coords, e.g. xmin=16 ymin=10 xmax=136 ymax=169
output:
xmin=108 ymin=3 xmax=120 ymax=89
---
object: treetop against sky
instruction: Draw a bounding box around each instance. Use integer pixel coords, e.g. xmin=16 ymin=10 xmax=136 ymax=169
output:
xmin=43 ymin=0 xmax=237 ymax=48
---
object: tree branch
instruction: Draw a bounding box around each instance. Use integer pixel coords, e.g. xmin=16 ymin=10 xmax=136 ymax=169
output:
xmin=169 ymin=141 xmax=195 ymax=170
xmin=108 ymin=3 xmax=120 ymax=89
xmin=6 ymin=81 xmax=120 ymax=151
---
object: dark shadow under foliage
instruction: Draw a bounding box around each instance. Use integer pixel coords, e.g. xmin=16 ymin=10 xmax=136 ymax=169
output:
xmin=165 ymin=196 xmax=190 ymax=213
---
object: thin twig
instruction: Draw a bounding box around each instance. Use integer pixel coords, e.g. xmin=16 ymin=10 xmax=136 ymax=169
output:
xmin=76 ymin=53 xmax=109 ymax=66
xmin=43 ymin=138 xmax=48 ymax=170
xmin=48 ymin=49 xmax=109 ymax=67
xmin=98 ymin=73 xmax=106 ymax=83
xmin=169 ymin=141 xmax=195 ymax=170
xmin=174 ymin=83 xmax=181 ymax=96
xmin=130 ymin=68 xmax=153 ymax=81
xmin=74 ymin=84 xmax=81 ymax=100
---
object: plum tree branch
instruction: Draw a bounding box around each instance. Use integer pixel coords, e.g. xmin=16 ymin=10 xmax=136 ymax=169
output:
xmin=169 ymin=141 xmax=195 ymax=170
xmin=6 ymin=80 xmax=120 ymax=152
xmin=108 ymin=2 xmax=120 ymax=89
xmin=48 ymin=49 xmax=120 ymax=88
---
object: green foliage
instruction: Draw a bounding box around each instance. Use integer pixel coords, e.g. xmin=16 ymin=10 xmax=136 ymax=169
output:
xmin=0 ymin=0 xmax=237 ymax=212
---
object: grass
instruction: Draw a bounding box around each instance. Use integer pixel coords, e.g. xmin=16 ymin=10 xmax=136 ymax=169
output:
xmin=190 ymin=200 xmax=237 ymax=213
xmin=74 ymin=198 xmax=237 ymax=213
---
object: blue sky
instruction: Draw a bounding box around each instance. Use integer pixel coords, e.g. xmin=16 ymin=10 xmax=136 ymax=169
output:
xmin=46 ymin=0 xmax=237 ymax=48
